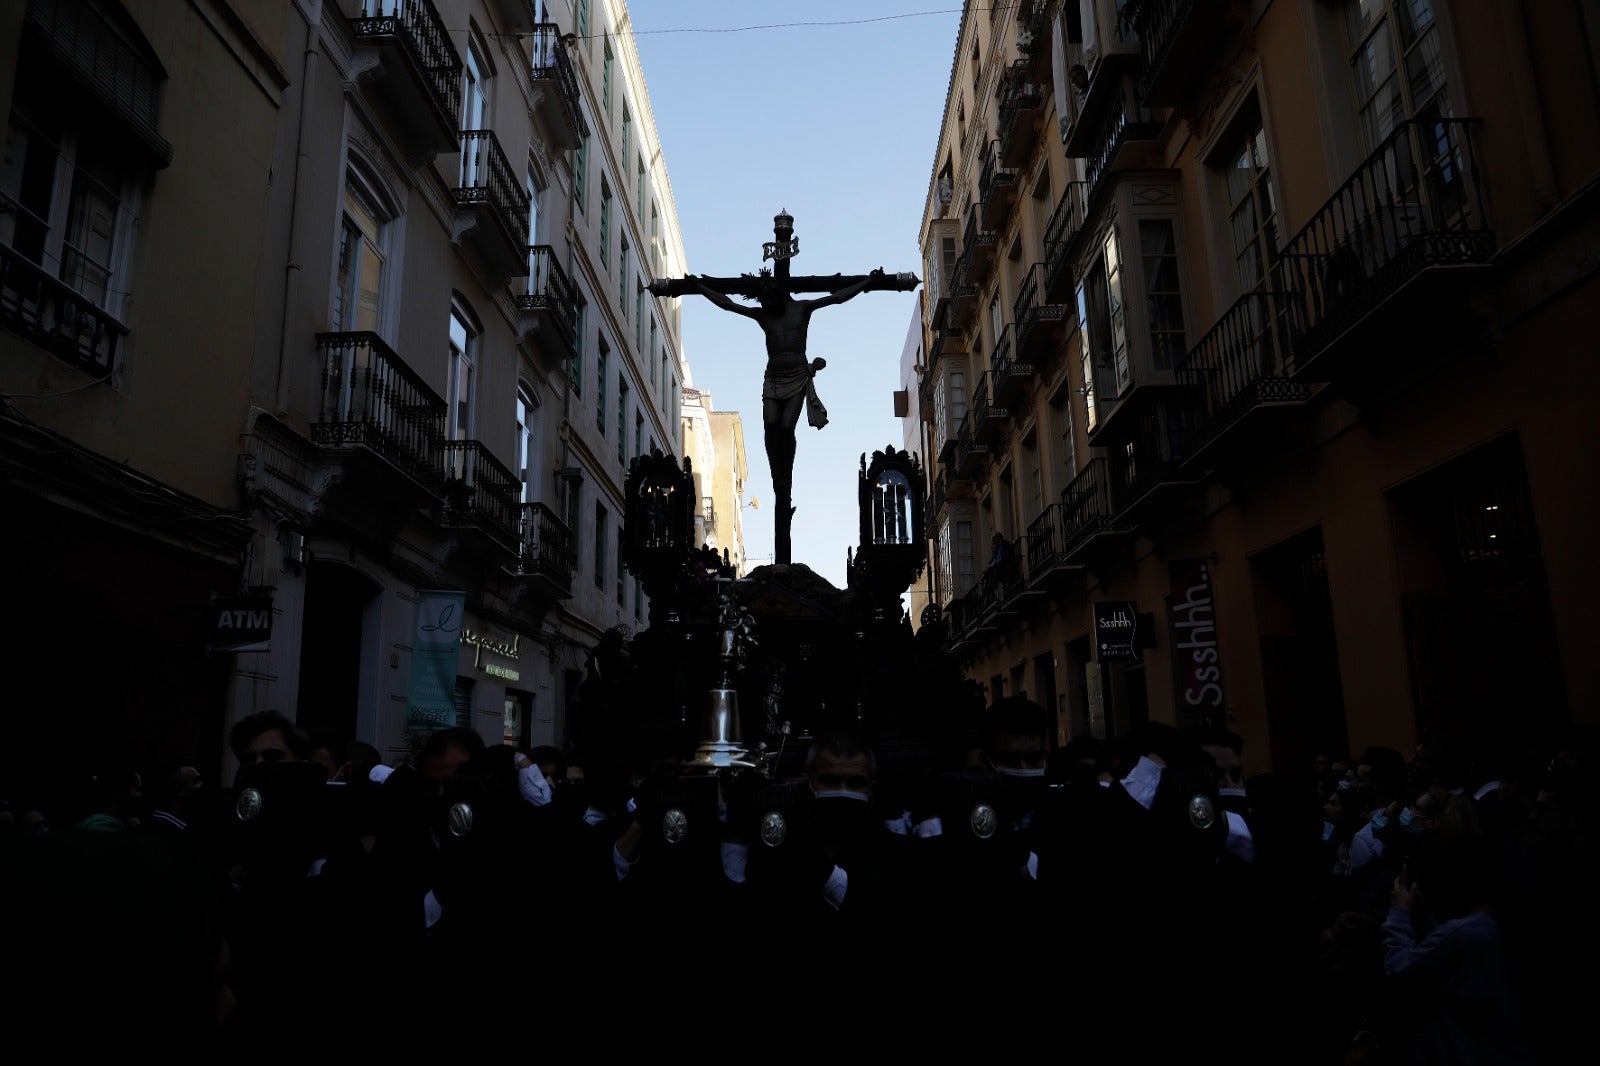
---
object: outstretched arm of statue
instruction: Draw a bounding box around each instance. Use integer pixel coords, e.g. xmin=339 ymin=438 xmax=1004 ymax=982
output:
xmin=803 ymin=268 xmax=885 ymax=310
xmin=688 ymin=274 xmax=761 ymax=319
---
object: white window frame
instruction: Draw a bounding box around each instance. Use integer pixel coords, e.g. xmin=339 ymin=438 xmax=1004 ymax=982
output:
xmin=2 ymin=110 xmax=140 ymax=322
xmin=448 ymin=299 xmax=479 ymax=442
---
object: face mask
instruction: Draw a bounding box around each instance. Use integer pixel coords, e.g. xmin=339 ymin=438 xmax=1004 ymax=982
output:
xmin=517 ymin=765 xmax=553 ymax=807
xmin=811 ymin=788 xmax=872 ymax=803
xmin=1400 ymin=807 xmax=1426 ymax=836
xmin=1219 ymin=787 xmax=1248 ymax=798
xmin=994 ymin=767 xmax=1046 ymax=779
xmin=1336 ymin=779 xmax=1352 ymax=791
xmin=1369 ymin=811 xmax=1389 ymax=831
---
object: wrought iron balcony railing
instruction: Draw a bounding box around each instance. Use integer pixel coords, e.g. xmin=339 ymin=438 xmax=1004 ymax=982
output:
xmin=1044 ymin=180 xmax=1089 ymax=300
xmin=1060 ymin=457 xmax=1132 ymax=558
xmin=1110 ymin=399 xmax=1193 ymax=518
xmin=455 ymin=129 xmax=532 ymax=261
xmin=351 ymin=1 xmax=462 ymax=138
xmin=972 ymin=372 xmax=1008 ymax=443
xmin=1175 ymin=289 xmax=1310 ymax=462
xmin=442 ymin=439 xmax=521 ymax=549
xmin=976 ymin=533 xmax=1027 ymax=619
xmin=955 ymin=411 xmax=986 ymax=476
xmin=1015 ymin=261 xmax=1068 ymax=364
xmin=1278 ymin=117 xmax=1493 ymax=376
xmin=1131 ymin=0 xmax=1231 ymax=106
xmin=528 ymin=23 xmax=586 ymax=149
xmin=919 ymin=369 xmax=936 ymax=419
xmin=0 ymin=242 xmax=127 ymax=379
xmin=1081 ymin=83 xmax=1162 ymax=202
xmin=980 ymin=140 xmax=1018 ymax=229
xmin=991 ymin=323 xmax=1034 ymax=407
xmin=960 ymin=201 xmax=997 ymax=285
xmin=1026 ymin=502 xmax=1070 ymax=579
xmin=313 ymin=331 xmax=446 ymax=494
xmin=516 ymin=501 xmax=573 ymax=596
xmin=517 ymin=245 xmax=579 ymax=362
xmin=998 ymin=62 xmax=1047 ymax=167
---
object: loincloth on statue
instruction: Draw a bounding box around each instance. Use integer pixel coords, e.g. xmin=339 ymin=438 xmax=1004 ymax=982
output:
xmin=762 ymin=364 xmax=829 ymax=429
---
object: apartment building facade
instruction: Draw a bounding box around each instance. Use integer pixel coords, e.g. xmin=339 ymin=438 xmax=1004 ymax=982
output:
xmin=0 ymin=0 xmax=694 ymax=786
xmin=912 ymin=0 xmax=1599 ymax=769
xmin=679 ymin=386 xmax=752 ymax=576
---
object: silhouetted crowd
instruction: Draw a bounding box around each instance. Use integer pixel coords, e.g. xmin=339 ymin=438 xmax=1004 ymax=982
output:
xmin=1 ymin=703 xmax=1590 ymax=1060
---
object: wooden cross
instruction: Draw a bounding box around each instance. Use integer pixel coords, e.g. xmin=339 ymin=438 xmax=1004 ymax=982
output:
xmin=649 ymin=211 xmax=918 ymax=566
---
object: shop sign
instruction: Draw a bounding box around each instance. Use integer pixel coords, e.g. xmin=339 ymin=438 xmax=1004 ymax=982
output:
xmin=1093 ymin=601 xmax=1142 ymax=662
xmin=210 ymin=593 xmax=272 ymax=653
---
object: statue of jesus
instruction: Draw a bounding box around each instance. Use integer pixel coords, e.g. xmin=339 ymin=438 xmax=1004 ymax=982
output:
xmin=653 ymin=210 xmax=917 ymax=564
xmin=683 ymin=269 xmax=886 ymax=555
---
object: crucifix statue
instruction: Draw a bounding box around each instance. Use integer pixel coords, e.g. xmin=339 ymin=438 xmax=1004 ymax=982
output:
xmin=649 ymin=210 xmax=918 ymax=565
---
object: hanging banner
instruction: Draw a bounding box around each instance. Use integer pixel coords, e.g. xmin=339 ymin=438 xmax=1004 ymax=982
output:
xmin=1168 ymin=558 xmax=1226 ymax=717
xmin=406 ymin=589 xmax=465 ymax=732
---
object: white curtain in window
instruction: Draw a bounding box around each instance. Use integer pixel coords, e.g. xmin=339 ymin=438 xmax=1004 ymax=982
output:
xmin=1052 ymin=7 xmax=1071 ymax=144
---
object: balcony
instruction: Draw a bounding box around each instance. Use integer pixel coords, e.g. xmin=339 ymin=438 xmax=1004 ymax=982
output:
xmin=529 ymin=23 xmax=587 ymax=151
xmin=930 ymin=467 xmax=948 ymax=520
xmin=998 ymin=62 xmax=1047 ymax=168
xmin=313 ymin=331 xmax=446 ymax=497
xmin=0 ymin=243 xmax=127 ymax=379
xmin=1175 ymin=290 xmax=1312 ymax=469
xmin=517 ymin=246 xmax=578 ymax=370
xmin=946 ymin=586 xmax=985 ymax=651
xmin=1014 ymin=262 xmax=1069 ymax=369
xmin=1026 ymin=502 xmax=1085 ymax=591
xmin=1062 ymin=0 xmax=1145 ymax=157
xmin=454 ymin=130 xmax=532 ymax=280
xmin=489 ymin=0 xmax=537 ymax=34
xmin=946 ymin=454 xmax=975 ymax=496
xmin=1107 ymin=398 xmax=1198 ymax=526
xmin=350 ymin=0 xmax=463 ymax=157
xmin=1279 ymin=117 xmax=1494 ymax=383
xmin=959 ymin=202 xmax=998 ymax=287
xmin=701 ymin=495 xmax=718 ymax=532
xmin=979 ymin=141 xmax=1018 ymax=230
xmin=442 ymin=439 xmax=521 ymax=554
xmin=1130 ymin=0 xmax=1231 ymax=106
xmin=949 ymin=276 xmax=979 ymax=328
xmin=1044 ymin=181 xmax=1089 ymax=301
xmin=955 ymin=413 xmax=987 ymax=478
xmin=513 ymin=501 xmax=573 ymax=600
xmin=930 ymin=324 xmax=967 ymax=365
xmin=1075 ymin=81 xmax=1163 ymax=204
xmin=990 ymin=324 xmax=1034 ymax=408
xmin=1060 ymin=458 xmax=1135 ymax=562
xmin=1017 ymin=0 xmax=1055 ymax=83
xmin=919 ymin=370 xmax=936 ymax=420
xmin=959 ymin=583 xmax=997 ymax=641
xmin=972 ymin=373 xmax=1009 ymax=444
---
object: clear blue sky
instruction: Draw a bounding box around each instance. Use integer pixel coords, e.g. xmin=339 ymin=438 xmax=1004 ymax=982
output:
xmin=631 ymin=2 xmax=962 ymax=586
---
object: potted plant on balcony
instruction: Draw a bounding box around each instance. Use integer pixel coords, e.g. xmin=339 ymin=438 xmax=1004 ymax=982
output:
xmin=1016 ymin=27 xmax=1037 ymax=55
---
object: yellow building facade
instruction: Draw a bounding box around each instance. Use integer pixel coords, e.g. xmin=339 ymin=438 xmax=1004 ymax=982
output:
xmin=913 ymin=0 xmax=1600 ymax=771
